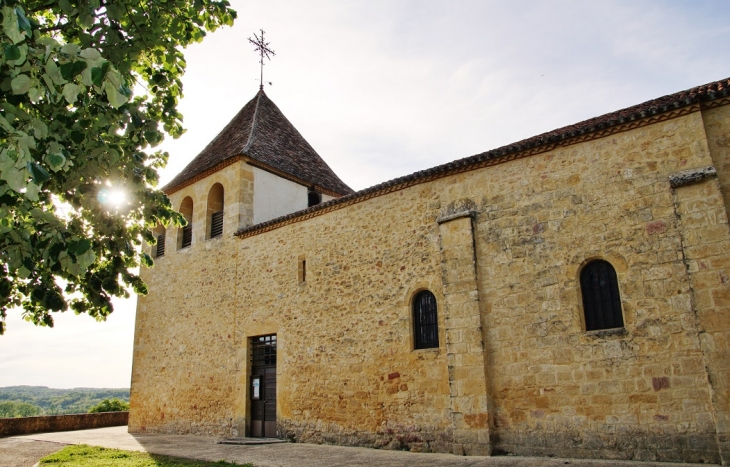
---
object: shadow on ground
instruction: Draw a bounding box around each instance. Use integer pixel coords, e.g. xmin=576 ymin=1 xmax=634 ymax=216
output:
xmin=2 ymin=426 xmax=722 ymax=467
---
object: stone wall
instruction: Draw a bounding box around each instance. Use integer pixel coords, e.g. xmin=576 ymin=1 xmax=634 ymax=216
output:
xmin=129 ymin=161 xmax=250 ymax=435
xmin=474 ymin=110 xmax=721 ymax=463
xmin=0 ymin=412 xmax=128 ymax=437
xmin=131 ymin=103 xmax=730 ymax=463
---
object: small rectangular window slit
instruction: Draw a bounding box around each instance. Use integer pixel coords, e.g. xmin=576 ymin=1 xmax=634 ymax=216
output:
xmin=298 ymin=256 xmax=306 ymax=283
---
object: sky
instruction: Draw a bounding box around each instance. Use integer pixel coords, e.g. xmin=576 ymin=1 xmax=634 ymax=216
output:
xmin=2 ymin=0 xmax=730 ymax=389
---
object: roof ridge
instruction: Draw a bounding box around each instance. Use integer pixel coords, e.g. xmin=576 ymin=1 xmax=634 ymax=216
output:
xmin=242 ymin=90 xmax=264 ymax=154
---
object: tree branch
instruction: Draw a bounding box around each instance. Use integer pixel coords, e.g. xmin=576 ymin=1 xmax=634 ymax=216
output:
xmin=38 ymin=23 xmax=70 ymax=33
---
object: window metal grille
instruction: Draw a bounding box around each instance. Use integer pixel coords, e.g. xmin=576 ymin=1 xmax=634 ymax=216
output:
xmin=413 ymin=290 xmax=439 ymax=349
xmin=181 ymin=224 xmax=192 ymax=248
xmin=251 ymin=334 xmax=277 ymax=366
xmin=210 ymin=210 xmax=224 ymax=238
xmin=580 ymin=260 xmax=624 ymax=331
xmin=155 ymin=234 xmax=165 ymax=257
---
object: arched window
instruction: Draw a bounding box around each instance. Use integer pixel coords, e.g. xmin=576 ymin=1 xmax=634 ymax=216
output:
xmin=308 ymin=190 xmax=321 ymax=207
xmin=580 ymin=260 xmax=624 ymax=331
xmin=207 ymin=183 xmax=224 ymax=239
xmin=413 ymin=290 xmax=439 ymax=349
xmin=178 ymin=196 xmax=193 ymax=249
xmin=152 ymin=225 xmax=166 ymax=258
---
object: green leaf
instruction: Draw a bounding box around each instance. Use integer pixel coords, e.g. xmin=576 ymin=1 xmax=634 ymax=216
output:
xmin=79 ymin=48 xmax=102 ymax=61
xmin=91 ymin=67 xmax=105 ymax=87
xmin=10 ymin=74 xmax=31 ymax=95
xmin=77 ymin=12 xmax=94 ymax=30
xmin=69 ymin=238 xmax=92 ymax=255
xmin=141 ymin=252 xmax=153 ymax=268
xmin=103 ymin=81 xmax=128 ymax=108
xmin=15 ymin=7 xmax=32 ymax=36
xmin=62 ymin=83 xmax=80 ymax=104
xmin=60 ymin=61 xmax=87 ymax=81
xmin=0 ymin=114 xmax=14 ymax=132
xmin=17 ymin=266 xmax=31 ymax=279
xmin=26 ymin=162 xmax=49 ymax=184
xmin=4 ymin=44 xmax=20 ymax=60
xmin=75 ymin=248 xmax=96 ymax=270
xmin=2 ymin=7 xmax=25 ymax=44
xmin=6 ymin=43 xmax=27 ymax=66
xmin=60 ymin=253 xmax=84 ymax=277
xmin=70 ymin=130 xmax=84 ymax=144
xmin=0 ymin=166 xmax=25 ymax=192
xmin=24 ymin=182 xmax=39 ymax=201
xmin=60 ymin=43 xmax=81 ymax=56
xmin=46 ymin=152 xmax=66 ymax=171
xmin=45 ymin=60 xmax=67 ymax=85
xmin=37 ymin=36 xmax=60 ymax=48
xmin=41 ymin=73 xmax=56 ymax=93
xmin=28 ymin=87 xmax=41 ymax=103
xmin=59 ymin=0 xmax=74 ymax=14
xmin=30 ymin=118 xmax=48 ymax=139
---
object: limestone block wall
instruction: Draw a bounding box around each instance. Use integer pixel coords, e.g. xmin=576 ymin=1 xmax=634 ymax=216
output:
xmin=129 ymin=161 xmax=252 ymax=435
xmin=471 ymin=111 xmax=722 ymax=463
xmin=232 ymin=185 xmax=453 ymax=452
xmin=222 ymin=108 xmax=725 ymax=461
xmin=130 ymin=231 xmax=239 ymax=435
xmin=130 ymin=103 xmax=730 ymax=463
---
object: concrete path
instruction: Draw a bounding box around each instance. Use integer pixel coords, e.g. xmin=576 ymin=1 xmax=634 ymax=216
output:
xmin=0 ymin=437 xmax=69 ymax=467
xmin=3 ymin=426 xmax=721 ymax=467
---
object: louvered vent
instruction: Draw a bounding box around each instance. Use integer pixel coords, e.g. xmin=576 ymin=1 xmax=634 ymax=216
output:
xmin=210 ymin=211 xmax=224 ymax=238
xmin=155 ymin=234 xmax=165 ymax=257
xmin=181 ymin=224 xmax=192 ymax=248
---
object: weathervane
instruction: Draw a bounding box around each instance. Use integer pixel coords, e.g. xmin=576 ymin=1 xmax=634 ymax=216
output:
xmin=248 ymin=29 xmax=276 ymax=90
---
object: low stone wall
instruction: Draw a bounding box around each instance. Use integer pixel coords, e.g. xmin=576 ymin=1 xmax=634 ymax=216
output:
xmin=0 ymin=411 xmax=128 ymax=437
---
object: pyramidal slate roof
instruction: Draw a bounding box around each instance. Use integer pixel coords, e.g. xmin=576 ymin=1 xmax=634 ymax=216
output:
xmin=164 ymin=89 xmax=354 ymax=196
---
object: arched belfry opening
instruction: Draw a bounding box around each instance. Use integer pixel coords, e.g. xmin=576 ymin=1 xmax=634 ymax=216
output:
xmin=308 ymin=190 xmax=321 ymax=207
xmin=152 ymin=225 xmax=166 ymax=258
xmin=178 ymin=196 xmax=194 ymax=249
xmin=207 ymin=183 xmax=224 ymax=239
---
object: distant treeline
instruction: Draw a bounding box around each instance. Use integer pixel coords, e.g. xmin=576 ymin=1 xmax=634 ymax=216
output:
xmin=0 ymin=386 xmax=130 ymax=418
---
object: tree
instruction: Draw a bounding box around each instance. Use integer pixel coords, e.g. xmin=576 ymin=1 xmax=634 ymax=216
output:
xmin=87 ymin=397 xmax=129 ymax=413
xmin=0 ymin=1 xmax=236 ymax=333
xmin=0 ymin=400 xmax=43 ymax=417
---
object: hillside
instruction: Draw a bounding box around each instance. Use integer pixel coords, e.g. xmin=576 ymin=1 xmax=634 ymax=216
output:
xmin=0 ymin=386 xmax=130 ymax=417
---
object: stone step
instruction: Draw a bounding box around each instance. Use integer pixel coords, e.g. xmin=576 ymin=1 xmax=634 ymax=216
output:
xmin=217 ymin=437 xmax=287 ymax=445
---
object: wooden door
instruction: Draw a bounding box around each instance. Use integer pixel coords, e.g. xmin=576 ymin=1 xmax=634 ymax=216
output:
xmin=250 ymin=335 xmax=277 ymax=438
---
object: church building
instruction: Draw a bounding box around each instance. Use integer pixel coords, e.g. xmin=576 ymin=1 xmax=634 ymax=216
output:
xmin=130 ymin=77 xmax=730 ymax=464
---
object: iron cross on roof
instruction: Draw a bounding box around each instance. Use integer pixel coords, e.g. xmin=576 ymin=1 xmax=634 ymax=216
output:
xmin=248 ymin=29 xmax=276 ymax=90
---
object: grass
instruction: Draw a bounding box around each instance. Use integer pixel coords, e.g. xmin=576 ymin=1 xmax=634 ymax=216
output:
xmin=39 ymin=445 xmax=254 ymax=467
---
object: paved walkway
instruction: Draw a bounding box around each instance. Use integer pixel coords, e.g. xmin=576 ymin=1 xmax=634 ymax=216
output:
xmin=2 ymin=426 xmax=721 ymax=467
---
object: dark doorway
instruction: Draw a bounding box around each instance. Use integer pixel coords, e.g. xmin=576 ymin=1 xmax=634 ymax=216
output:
xmin=250 ymin=334 xmax=277 ymax=438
